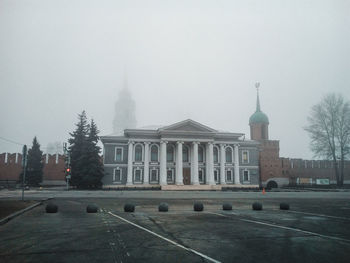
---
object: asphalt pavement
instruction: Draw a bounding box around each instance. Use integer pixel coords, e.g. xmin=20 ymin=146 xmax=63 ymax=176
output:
xmin=0 ymin=191 xmax=350 ymax=263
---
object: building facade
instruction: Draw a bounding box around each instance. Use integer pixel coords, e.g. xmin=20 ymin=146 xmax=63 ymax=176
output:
xmin=101 ymin=119 xmax=260 ymax=188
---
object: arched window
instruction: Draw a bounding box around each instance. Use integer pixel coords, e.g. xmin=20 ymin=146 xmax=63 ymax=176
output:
xmin=198 ymin=145 xmax=204 ymax=162
xmin=150 ymin=145 xmax=159 ymax=162
xmin=225 ymin=146 xmax=233 ymax=163
xmin=167 ymin=145 xmax=175 ymax=162
xmin=213 ymin=146 xmax=219 ymax=163
xmin=134 ymin=144 xmax=143 ymax=162
xmin=183 ymin=145 xmax=189 ymax=162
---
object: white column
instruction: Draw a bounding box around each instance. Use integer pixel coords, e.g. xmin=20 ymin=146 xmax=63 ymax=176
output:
xmin=144 ymin=142 xmax=150 ymax=184
xmin=192 ymin=142 xmax=199 ymax=185
xmin=160 ymin=140 xmax=167 ymax=185
xmin=176 ymin=141 xmax=183 ymax=185
xmin=220 ymin=144 xmax=226 ymax=185
xmin=207 ymin=142 xmax=215 ymax=185
xmin=205 ymin=144 xmax=209 ymax=183
xmin=190 ymin=143 xmax=194 ymax=183
xmin=234 ymin=144 xmax=240 ymax=184
xmin=127 ymin=141 xmax=134 ymax=185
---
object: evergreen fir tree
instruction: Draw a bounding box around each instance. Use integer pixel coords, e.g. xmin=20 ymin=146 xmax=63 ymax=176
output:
xmin=23 ymin=137 xmax=44 ymax=186
xmin=68 ymin=112 xmax=104 ymax=189
xmin=68 ymin=111 xmax=89 ymax=188
xmin=84 ymin=119 xmax=104 ymax=188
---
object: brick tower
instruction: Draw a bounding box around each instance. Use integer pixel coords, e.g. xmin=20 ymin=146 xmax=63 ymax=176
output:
xmin=249 ymin=83 xmax=269 ymax=140
xmin=249 ymin=83 xmax=287 ymax=188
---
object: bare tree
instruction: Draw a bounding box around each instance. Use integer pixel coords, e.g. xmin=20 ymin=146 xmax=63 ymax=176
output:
xmin=304 ymin=93 xmax=350 ymax=186
xmin=336 ymin=99 xmax=350 ymax=185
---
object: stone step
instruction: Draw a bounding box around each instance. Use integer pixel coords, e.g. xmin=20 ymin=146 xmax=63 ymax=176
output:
xmin=161 ymin=185 xmax=222 ymax=191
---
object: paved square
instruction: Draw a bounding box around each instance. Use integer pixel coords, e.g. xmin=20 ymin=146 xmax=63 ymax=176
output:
xmin=0 ymin=191 xmax=350 ymax=262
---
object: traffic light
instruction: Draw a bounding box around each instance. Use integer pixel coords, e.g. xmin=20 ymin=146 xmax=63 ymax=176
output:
xmin=65 ymin=167 xmax=71 ymax=180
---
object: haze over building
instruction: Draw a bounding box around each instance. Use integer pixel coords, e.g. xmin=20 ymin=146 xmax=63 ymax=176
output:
xmin=112 ymin=76 xmax=137 ymax=135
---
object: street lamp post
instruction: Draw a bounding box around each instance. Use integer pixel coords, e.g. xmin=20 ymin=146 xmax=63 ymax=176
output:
xmin=21 ymin=145 xmax=27 ymax=201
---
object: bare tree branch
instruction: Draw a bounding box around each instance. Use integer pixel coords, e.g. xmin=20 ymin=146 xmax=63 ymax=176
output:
xmin=304 ymin=93 xmax=350 ymax=186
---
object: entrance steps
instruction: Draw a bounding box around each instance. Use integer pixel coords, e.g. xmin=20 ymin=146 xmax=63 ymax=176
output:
xmin=161 ymin=185 xmax=222 ymax=191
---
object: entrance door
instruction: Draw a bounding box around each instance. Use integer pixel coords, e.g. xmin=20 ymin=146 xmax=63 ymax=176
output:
xmin=183 ymin=168 xmax=191 ymax=185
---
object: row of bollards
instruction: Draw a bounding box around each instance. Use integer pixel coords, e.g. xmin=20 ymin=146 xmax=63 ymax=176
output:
xmin=121 ymin=202 xmax=291 ymax=213
xmin=45 ymin=203 xmax=99 ymax=213
xmin=45 ymin=202 xmax=290 ymax=213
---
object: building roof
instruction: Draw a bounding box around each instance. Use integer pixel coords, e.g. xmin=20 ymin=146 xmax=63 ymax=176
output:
xmin=249 ymin=85 xmax=269 ymax=124
xmin=101 ymin=119 xmax=248 ymax=143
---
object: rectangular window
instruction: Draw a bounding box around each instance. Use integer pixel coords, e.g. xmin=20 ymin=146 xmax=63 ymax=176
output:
xmin=183 ymin=148 xmax=189 ymax=162
xmin=151 ymin=152 xmax=157 ymax=162
xmin=242 ymin=151 xmax=249 ymax=164
xmin=115 ymin=147 xmax=123 ymax=162
xmin=167 ymin=169 xmax=174 ymax=183
xmin=226 ymin=148 xmax=233 ymax=163
xmin=226 ymin=170 xmax=232 ymax=182
xmin=151 ymin=169 xmax=158 ymax=182
xmin=167 ymin=147 xmax=174 ymax=162
xmin=151 ymin=145 xmax=158 ymax=162
xmin=214 ymin=151 xmax=218 ymax=163
xmin=199 ymin=169 xmax=204 ymax=183
xmin=134 ymin=169 xmax=142 ymax=182
xmin=113 ymin=169 xmax=122 ymax=182
xmin=243 ymin=170 xmax=249 ymax=182
xmin=214 ymin=170 xmax=219 ymax=183
xmin=134 ymin=145 xmax=143 ymax=162
xmin=198 ymin=147 xmax=204 ymax=162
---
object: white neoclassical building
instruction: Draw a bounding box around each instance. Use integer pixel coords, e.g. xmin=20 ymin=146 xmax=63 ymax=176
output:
xmin=101 ymin=119 xmax=259 ymax=189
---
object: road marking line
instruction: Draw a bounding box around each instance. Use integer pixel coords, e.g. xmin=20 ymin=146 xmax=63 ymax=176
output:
xmin=108 ymin=211 xmax=221 ymax=263
xmin=275 ymin=209 xmax=350 ymax=221
xmin=205 ymin=212 xmax=350 ymax=243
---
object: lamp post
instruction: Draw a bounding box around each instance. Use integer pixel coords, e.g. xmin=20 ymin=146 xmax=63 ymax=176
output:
xmin=21 ymin=145 xmax=27 ymax=201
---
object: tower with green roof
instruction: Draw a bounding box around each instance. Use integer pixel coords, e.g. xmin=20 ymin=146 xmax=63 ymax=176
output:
xmin=249 ymin=82 xmax=269 ymax=140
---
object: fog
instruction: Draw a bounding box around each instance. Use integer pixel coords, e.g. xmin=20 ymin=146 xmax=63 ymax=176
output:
xmin=112 ymin=74 xmax=137 ymax=134
xmin=0 ymin=0 xmax=349 ymax=159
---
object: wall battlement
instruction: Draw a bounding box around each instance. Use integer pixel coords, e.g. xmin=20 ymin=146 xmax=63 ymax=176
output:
xmin=0 ymin=152 xmax=66 ymax=186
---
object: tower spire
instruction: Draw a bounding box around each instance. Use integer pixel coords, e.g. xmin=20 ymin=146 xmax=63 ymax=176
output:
xmin=255 ymin=82 xmax=261 ymax=112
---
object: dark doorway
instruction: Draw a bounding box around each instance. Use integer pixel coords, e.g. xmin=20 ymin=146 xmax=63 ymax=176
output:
xmin=267 ymin=180 xmax=278 ymax=189
xmin=183 ymin=168 xmax=191 ymax=185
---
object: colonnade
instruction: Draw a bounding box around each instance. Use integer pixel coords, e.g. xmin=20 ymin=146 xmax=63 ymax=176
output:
xmin=126 ymin=140 xmax=240 ymax=185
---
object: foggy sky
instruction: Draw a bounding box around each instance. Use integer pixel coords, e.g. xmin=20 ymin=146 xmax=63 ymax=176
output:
xmin=0 ymin=0 xmax=349 ymax=159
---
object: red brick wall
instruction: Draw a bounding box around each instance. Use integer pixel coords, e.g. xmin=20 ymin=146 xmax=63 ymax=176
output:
xmin=287 ymin=159 xmax=350 ymax=184
xmin=0 ymin=153 xmax=23 ymax=181
xmin=0 ymin=153 xmax=65 ymax=185
xmin=258 ymin=143 xmax=350 ymax=185
xmin=42 ymin=154 xmax=66 ymax=182
xmin=259 ymin=140 xmax=288 ymax=182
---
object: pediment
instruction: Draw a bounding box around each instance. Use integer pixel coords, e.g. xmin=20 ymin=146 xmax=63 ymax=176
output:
xmin=160 ymin=119 xmax=217 ymax=133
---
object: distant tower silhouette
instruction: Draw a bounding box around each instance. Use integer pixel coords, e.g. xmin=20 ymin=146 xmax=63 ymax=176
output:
xmin=112 ymin=72 xmax=137 ymax=134
xmin=249 ymin=82 xmax=269 ymax=140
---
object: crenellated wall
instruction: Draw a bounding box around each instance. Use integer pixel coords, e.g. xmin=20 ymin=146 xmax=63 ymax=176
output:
xmin=259 ymin=141 xmax=350 ymax=187
xmin=0 ymin=153 xmax=23 ymax=183
xmin=286 ymin=158 xmax=350 ymax=185
xmin=0 ymin=152 xmax=66 ymax=186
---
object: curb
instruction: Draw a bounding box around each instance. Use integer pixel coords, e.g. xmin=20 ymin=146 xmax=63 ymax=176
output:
xmin=0 ymin=199 xmax=50 ymax=226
